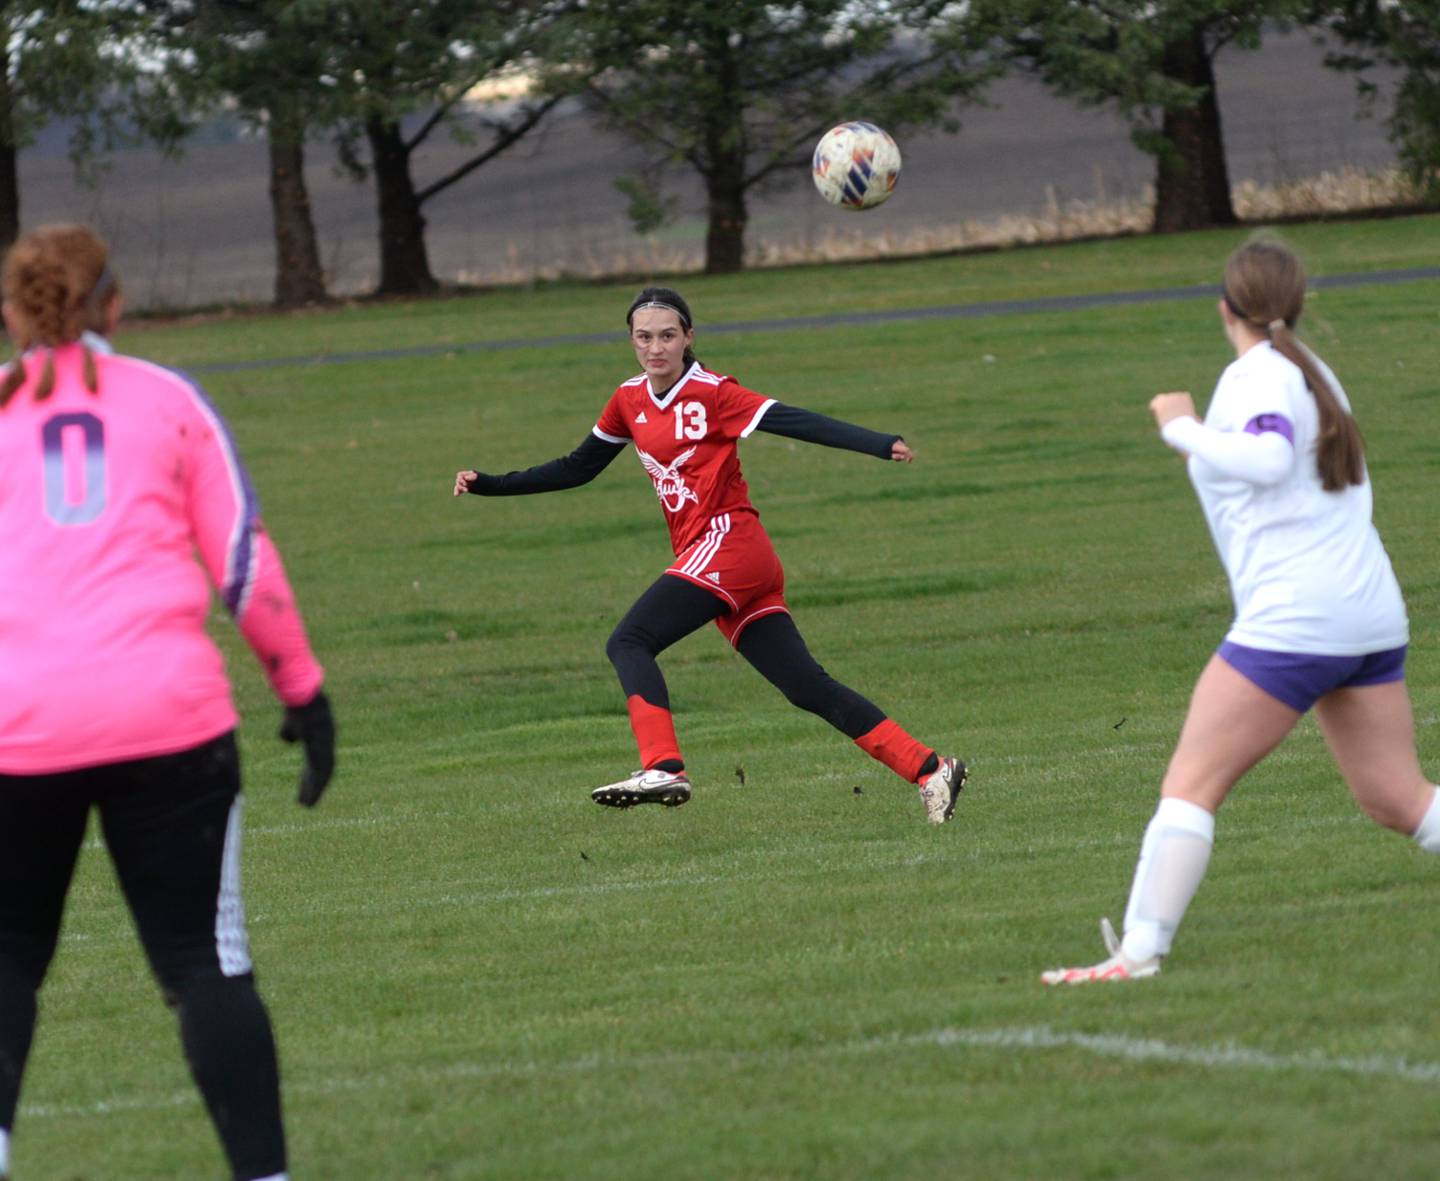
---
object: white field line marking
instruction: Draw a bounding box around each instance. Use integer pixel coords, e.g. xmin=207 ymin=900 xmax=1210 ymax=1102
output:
xmin=22 ymin=1022 xmax=1440 ymax=1120
xmin=80 ymin=812 xmax=453 ymax=850
xmin=913 ymin=1026 xmax=1440 ymax=1084
xmin=247 ymin=811 xmax=455 ymax=835
xmin=71 ymin=812 xmax=1110 ymax=859
xmin=58 ymin=832 xmax=961 ymax=938
xmin=57 ymin=806 xmax=1375 ymax=949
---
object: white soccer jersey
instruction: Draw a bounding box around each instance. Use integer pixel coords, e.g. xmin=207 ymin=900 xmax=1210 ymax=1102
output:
xmin=1164 ymin=341 xmax=1408 ymax=655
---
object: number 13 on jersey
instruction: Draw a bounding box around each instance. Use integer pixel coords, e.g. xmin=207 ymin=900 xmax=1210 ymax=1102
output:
xmin=674 ymin=400 xmax=707 ymax=440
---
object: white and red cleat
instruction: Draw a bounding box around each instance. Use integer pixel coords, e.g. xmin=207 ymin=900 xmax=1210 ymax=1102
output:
xmin=591 ymin=768 xmax=692 ymax=808
xmin=919 ymin=755 xmax=967 ymax=825
xmin=1040 ymin=918 xmax=1161 ymax=985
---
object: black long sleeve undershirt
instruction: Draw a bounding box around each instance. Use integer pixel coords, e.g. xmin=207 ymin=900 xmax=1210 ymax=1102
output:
xmin=465 ymin=401 xmax=898 ymax=496
xmin=754 ymin=402 xmax=900 ymax=459
xmin=465 ymin=432 xmax=625 ymax=495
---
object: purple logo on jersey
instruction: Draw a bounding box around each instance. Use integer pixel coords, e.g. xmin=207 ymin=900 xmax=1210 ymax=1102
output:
xmin=637 ymin=445 xmax=700 ymax=513
xmin=1245 ymin=413 xmax=1294 ymax=443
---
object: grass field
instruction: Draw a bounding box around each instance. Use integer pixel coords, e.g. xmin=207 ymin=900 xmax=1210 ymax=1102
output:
xmin=17 ymin=215 xmax=1440 ymax=1179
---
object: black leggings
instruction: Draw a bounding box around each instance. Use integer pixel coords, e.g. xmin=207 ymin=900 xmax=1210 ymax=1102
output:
xmin=606 ymin=574 xmax=886 ymax=740
xmin=0 ymin=734 xmax=286 ymax=1180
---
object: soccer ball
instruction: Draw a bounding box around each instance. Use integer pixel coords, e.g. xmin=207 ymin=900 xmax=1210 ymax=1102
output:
xmin=811 ymin=121 xmax=902 ymax=211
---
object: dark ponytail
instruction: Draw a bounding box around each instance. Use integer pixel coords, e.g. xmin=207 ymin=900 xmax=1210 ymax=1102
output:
xmin=1222 ymin=239 xmax=1364 ymax=492
xmin=1267 ymin=321 xmax=1364 ymax=491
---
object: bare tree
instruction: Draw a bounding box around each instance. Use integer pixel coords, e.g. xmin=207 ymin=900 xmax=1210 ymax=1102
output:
xmin=321 ymin=0 xmax=569 ymax=295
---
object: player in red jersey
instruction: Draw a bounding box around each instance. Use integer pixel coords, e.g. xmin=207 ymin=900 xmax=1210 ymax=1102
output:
xmin=454 ymin=287 xmax=964 ymax=822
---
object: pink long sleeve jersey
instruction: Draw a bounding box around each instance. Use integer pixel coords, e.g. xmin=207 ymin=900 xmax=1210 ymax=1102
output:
xmin=0 ymin=338 xmax=323 ymax=773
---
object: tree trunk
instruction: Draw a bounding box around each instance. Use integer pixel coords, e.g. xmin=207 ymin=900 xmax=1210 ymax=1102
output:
xmin=267 ymin=104 xmax=327 ymax=308
xmin=1153 ymin=29 xmax=1237 ymax=233
xmin=701 ymin=41 xmax=748 ymax=274
xmin=0 ymin=38 xmax=17 ymax=253
xmin=703 ymin=161 xmax=748 ymax=275
xmin=366 ymin=115 xmax=436 ymax=295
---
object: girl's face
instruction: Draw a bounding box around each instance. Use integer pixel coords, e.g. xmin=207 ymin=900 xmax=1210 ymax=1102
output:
xmin=630 ymin=307 xmax=694 ymax=390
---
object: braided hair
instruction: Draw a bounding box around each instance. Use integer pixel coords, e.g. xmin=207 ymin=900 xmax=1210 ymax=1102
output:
xmin=1 ymin=224 xmax=117 ymax=408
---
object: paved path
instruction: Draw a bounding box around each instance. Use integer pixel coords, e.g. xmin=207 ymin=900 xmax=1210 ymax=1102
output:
xmin=191 ymin=265 xmax=1440 ymax=375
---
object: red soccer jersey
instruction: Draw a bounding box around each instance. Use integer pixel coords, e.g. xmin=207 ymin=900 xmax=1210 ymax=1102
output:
xmin=594 ymin=362 xmax=775 ymax=554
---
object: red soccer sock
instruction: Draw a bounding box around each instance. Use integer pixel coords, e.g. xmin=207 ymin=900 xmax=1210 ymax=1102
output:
xmin=854 ymin=718 xmax=934 ymax=783
xmin=626 ymin=695 xmax=683 ymax=770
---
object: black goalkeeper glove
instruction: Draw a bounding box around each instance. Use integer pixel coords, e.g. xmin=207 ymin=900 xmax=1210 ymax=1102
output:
xmin=279 ymin=690 xmax=336 ymax=807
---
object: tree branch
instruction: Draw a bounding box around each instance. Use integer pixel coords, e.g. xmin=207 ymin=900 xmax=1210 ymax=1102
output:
xmin=415 ymin=93 xmax=565 ymax=204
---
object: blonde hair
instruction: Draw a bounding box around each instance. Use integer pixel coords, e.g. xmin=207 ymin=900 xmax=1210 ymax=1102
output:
xmin=1222 ymin=238 xmax=1364 ymax=492
xmin=1 ymin=223 xmax=118 ymax=408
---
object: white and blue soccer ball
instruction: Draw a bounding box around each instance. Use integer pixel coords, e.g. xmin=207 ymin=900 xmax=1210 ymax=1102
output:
xmin=811 ymin=121 xmax=902 ymax=211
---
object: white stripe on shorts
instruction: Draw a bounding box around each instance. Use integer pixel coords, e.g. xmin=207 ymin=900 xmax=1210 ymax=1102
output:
xmin=216 ymin=794 xmax=253 ymax=976
xmin=679 ymin=513 xmax=731 ymax=578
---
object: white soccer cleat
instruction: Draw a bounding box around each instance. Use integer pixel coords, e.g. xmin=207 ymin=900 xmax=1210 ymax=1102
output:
xmin=918 ymin=755 xmax=966 ymax=824
xmin=1040 ymin=917 xmax=1161 ymax=985
xmin=591 ymin=768 xmax=692 ymax=808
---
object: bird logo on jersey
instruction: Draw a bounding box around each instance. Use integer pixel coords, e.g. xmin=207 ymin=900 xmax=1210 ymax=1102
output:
xmin=637 ymin=446 xmax=700 ymax=514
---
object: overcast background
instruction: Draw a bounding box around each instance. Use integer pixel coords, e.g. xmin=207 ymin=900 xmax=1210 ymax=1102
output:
xmin=21 ymin=28 xmax=1400 ymax=312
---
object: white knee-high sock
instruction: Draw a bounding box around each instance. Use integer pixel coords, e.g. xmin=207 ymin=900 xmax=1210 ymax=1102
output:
xmin=1121 ymin=797 xmax=1216 ymax=962
xmin=0 ymin=1127 xmax=10 ymax=1177
xmin=1412 ymin=787 xmax=1440 ymax=853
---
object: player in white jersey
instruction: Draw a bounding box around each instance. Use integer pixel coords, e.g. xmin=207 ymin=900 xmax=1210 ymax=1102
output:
xmin=1042 ymin=237 xmax=1440 ymax=985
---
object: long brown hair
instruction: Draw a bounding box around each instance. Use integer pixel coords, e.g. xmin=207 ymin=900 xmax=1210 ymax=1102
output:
xmin=1221 ymin=238 xmax=1364 ymax=491
xmin=0 ymin=224 xmax=118 ymax=408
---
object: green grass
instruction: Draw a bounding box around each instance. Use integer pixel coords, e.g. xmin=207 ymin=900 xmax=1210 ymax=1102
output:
xmin=117 ymin=211 xmax=1440 ymax=367
xmin=18 ymin=217 xmax=1440 ymax=1179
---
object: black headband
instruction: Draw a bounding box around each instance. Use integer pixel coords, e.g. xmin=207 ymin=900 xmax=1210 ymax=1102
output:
xmin=1223 ymin=287 xmax=1295 ymax=333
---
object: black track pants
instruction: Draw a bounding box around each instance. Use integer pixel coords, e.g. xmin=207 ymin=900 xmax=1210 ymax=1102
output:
xmin=0 ymin=734 xmax=287 ymax=1180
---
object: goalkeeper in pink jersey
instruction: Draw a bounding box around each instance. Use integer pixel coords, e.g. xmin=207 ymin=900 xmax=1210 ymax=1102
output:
xmin=0 ymin=225 xmax=334 ymax=1181
xmin=456 ymin=286 xmax=964 ymax=822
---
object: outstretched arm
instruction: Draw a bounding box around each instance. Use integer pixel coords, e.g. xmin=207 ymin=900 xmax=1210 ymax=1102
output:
xmin=454 ymin=432 xmax=628 ymax=496
xmin=753 ymin=402 xmax=908 ymax=461
xmin=1150 ymin=393 xmax=1294 ymax=486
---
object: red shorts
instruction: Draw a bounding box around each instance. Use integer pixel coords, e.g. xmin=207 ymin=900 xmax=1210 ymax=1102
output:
xmin=666 ymin=510 xmax=789 ymax=646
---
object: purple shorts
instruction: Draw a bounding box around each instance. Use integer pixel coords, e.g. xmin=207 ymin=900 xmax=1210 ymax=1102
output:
xmin=1217 ymin=641 xmax=1408 ymax=713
